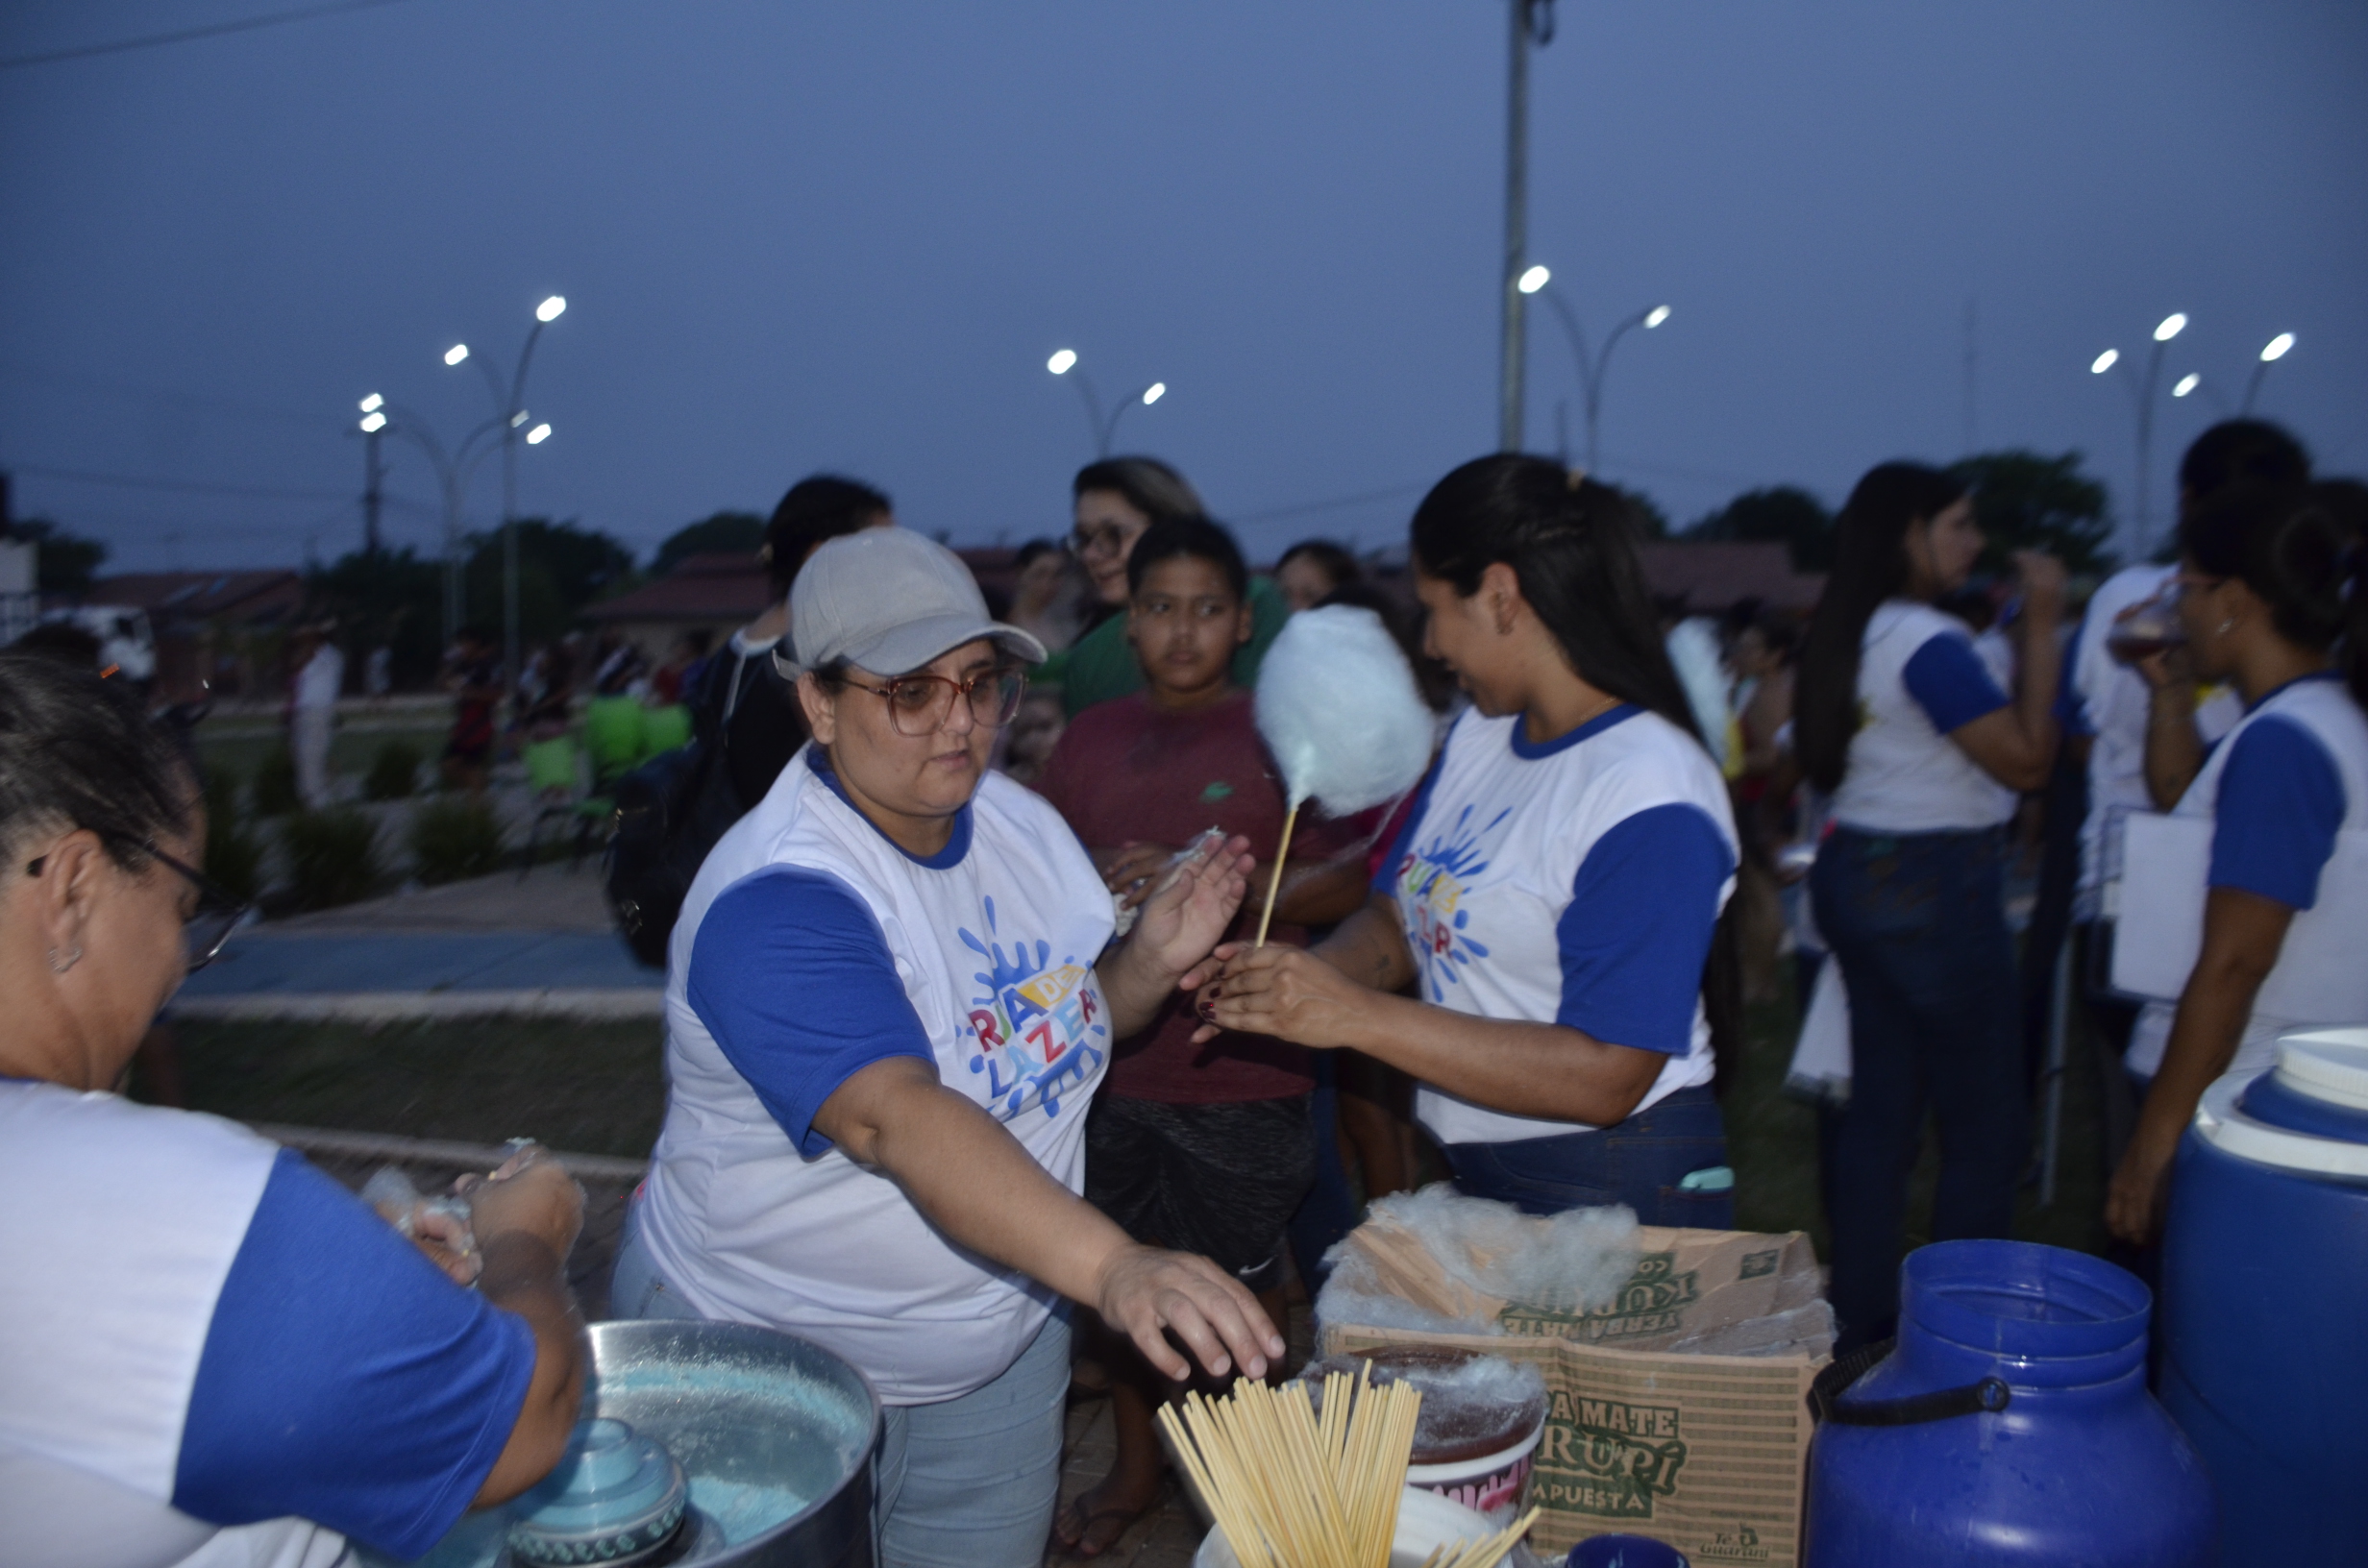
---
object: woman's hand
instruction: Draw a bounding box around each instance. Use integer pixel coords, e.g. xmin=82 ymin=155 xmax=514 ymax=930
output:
xmin=459 ymin=1150 xmax=586 ymax=1265
xmin=1094 ymin=1242 xmax=1284 ymax=1384
xmin=2106 ymin=1126 xmax=2181 ymax=1248
xmin=1094 ymin=843 xmax=1175 ymax=912
xmin=2012 ymin=549 xmax=2066 ymax=623
xmin=1126 ymin=833 xmax=1253 ymax=982
xmin=1194 ymin=944 xmax=1374 ymax=1050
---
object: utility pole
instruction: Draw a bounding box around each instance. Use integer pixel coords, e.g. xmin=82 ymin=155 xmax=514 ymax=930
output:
xmin=1499 ymin=0 xmax=1553 ymax=452
xmin=361 ymin=425 xmax=385 ymax=554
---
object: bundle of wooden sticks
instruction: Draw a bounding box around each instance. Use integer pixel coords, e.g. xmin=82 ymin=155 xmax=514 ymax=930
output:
xmin=1158 ymin=1368 xmax=1539 ymax=1568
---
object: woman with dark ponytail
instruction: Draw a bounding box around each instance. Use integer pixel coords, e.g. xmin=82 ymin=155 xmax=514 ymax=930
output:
xmin=2108 ymin=481 xmax=2368 ymax=1246
xmin=1796 ymin=461 xmax=2065 ymax=1352
xmin=1198 ymin=455 xmax=1743 ymax=1227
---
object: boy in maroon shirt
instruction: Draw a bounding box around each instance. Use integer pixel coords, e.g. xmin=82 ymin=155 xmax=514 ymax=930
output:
xmin=1037 ymin=516 xmax=1358 ymax=1555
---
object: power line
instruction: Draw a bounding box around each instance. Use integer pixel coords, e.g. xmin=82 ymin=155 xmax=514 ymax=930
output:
xmin=0 ymin=360 xmax=323 ymax=428
xmin=8 ymin=462 xmax=356 ymax=502
xmin=0 ymin=0 xmax=422 ymax=71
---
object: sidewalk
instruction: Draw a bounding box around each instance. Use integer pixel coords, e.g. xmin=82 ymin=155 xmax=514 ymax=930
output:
xmin=171 ymin=864 xmax=664 ymax=1020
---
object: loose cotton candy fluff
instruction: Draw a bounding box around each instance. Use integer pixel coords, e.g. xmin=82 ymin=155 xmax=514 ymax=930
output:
xmin=1255 ymin=603 xmax=1436 ymax=813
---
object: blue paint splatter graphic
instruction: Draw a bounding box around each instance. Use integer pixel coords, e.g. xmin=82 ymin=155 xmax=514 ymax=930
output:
xmin=959 ymin=897 xmax=1106 ymax=1120
xmin=1390 ymin=802 xmax=1504 ymax=1001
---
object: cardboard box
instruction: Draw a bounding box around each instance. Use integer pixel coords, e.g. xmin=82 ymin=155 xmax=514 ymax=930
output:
xmin=1322 ymin=1212 xmax=1826 ymax=1566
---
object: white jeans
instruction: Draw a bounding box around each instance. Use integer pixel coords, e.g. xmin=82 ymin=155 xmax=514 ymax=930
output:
xmin=292 ymin=707 xmax=334 ymax=808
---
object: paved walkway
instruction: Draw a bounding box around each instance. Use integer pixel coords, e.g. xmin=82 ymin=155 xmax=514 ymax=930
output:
xmin=171 ymin=865 xmax=662 ymax=1019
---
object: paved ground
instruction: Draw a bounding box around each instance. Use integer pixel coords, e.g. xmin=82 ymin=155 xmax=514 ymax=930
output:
xmin=171 ymin=864 xmax=660 ymax=1017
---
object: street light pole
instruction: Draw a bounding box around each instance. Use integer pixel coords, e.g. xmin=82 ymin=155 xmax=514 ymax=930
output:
xmin=2088 ymin=310 xmax=2187 ymax=557
xmin=1498 ymin=0 xmax=1553 ymax=452
xmin=2241 ymin=332 xmax=2296 ymax=416
xmin=1046 ymin=350 xmax=1165 ymax=457
xmin=447 ymin=294 xmax=566 ymax=698
xmin=358 ymin=395 xmax=506 ymax=652
xmin=1524 ymin=270 xmax=1670 ymax=473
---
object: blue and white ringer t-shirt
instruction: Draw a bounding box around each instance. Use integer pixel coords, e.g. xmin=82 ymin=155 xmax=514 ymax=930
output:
xmin=636 ymin=745 xmax=1116 ymax=1406
xmin=0 ymin=1085 xmax=534 ymax=1568
xmin=1378 ymin=704 xmax=1739 ymax=1148
xmin=1829 ymin=600 xmax=2019 ymax=834
xmin=2126 ymin=672 xmax=2368 ymax=1084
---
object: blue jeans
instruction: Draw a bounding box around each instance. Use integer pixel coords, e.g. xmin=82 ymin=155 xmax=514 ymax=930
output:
xmin=610 ymin=1213 xmax=1071 ymax=1568
xmin=1445 ymin=1083 xmax=1732 ymax=1228
xmin=1812 ymin=825 xmax=2025 ymax=1352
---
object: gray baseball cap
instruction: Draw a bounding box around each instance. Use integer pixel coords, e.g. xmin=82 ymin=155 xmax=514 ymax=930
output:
xmin=776 ymin=527 xmax=1048 ymax=679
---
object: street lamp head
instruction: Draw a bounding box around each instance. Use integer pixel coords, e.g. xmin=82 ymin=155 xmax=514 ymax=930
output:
xmin=358 ymin=392 xmax=383 ymax=413
xmin=2154 ymin=312 xmax=2188 ymax=343
xmin=1047 ymin=349 xmax=1077 ymax=376
xmin=2260 ymin=332 xmax=2295 ymax=363
xmin=358 ymin=410 xmax=387 ymax=433
xmin=536 ymin=295 xmax=567 ymax=323
xmin=444 ymin=343 xmax=470 ymax=366
xmin=2091 ymin=349 xmax=2120 ymax=375
xmin=510 ymin=410 xmax=530 ymax=429
xmin=1643 ymin=305 xmax=1671 ymax=329
xmin=1142 ymin=382 xmax=1167 ymax=405
xmin=1517 ymin=264 xmax=1550 ymax=295
xmin=526 ymin=423 xmax=553 ymax=446
xmin=2173 ymin=374 xmax=2201 ymax=398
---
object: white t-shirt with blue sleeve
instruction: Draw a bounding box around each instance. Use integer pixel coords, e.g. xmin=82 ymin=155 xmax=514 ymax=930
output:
xmin=1378 ymin=704 xmax=1739 ymax=1148
xmin=2126 ymin=672 xmax=2368 ymax=1083
xmin=0 ymin=1084 xmax=534 ymax=1568
xmin=1829 ymin=600 xmax=2018 ymax=834
xmin=636 ymin=746 xmax=1115 ymax=1406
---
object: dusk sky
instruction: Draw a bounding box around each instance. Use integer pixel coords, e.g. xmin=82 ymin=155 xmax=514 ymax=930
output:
xmin=4 ymin=1 xmax=2363 ymax=575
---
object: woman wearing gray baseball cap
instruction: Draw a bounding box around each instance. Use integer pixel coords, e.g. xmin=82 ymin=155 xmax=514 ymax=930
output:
xmin=611 ymin=527 xmax=1278 ymax=1568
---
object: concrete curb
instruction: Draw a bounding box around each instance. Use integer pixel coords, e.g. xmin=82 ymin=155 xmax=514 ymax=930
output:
xmin=169 ymin=988 xmax=664 ymax=1023
xmin=247 ymin=1121 xmax=650 ymax=1184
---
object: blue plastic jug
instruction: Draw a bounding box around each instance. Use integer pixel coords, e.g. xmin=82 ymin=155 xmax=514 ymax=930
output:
xmin=1803 ymin=1238 xmax=2212 ymax=1566
xmin=2160 ymin=1027 xmax=2368 ymax=1567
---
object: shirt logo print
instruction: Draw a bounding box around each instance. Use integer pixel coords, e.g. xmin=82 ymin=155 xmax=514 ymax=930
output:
xmin=1393 ymin=802 xmax=1506 ymax=1002
xmin=960 ymin=894 xmax=1106 ymax=1120
xmin=1200 ymin=780 xmax=1235 ymax=801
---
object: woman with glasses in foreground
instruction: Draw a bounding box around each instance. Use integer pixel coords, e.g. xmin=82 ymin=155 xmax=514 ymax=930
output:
xmin=0 ymin=653 xmax=588 ymax=1566
xmin=610 ymin=527 xmax=1282 ymax=1568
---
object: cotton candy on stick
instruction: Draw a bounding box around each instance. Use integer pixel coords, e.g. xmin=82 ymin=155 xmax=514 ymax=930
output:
xmin=1251 ymin=604 xmax=1437 ymax=945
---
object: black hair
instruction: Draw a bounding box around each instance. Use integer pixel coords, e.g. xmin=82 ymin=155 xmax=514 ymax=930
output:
xmin=8 ymin=622 xmax=104 ymax=668
xmin=765 ymin=475 xmax=892 ymax=595
xmin=1125 ymin=514 xmax=1248 ymax=601
xmin=0 ymin=654 xmax=196 ymax=870
xmin=1013 ymin=537 xmax=1062 ymax=572
xmin=1277 ymin=539 xmax=1362 ymax=593
xmin=1408 ymin=454 xmax=1741 ymax=1072
xmin=2178 ymin=420 xmax=2311 ymax=506
xmin=2182 ymin=480 xmax=2368 ymax=709
xmin=1794 ymin=461 xmax=1971 ymax=793
xmin=456 ymin=624 xmax=497 ymax=649
xmin=1411 ymin=455 xmax=1703 ymax=745
xmin=1073 ymin=455 xmax=1205 ymax=526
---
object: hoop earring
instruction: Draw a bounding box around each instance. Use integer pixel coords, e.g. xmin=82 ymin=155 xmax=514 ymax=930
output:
xmin=47 ymin=945 xmax=81 ymax=974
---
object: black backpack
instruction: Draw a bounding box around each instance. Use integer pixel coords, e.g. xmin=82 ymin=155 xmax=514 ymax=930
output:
xmin=603 ymin=649 xmax=778 ymax=968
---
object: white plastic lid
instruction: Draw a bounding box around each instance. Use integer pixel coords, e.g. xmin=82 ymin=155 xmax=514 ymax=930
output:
xmin=2197 ymin=1070 xmax=2368 ymax=1179
xmin=2274 ymin=1028 xmax=2368 ymax=1111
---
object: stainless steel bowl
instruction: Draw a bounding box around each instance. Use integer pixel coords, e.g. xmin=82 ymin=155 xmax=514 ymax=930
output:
xmin=361 ymin=1319 xmax=881 ymax=1568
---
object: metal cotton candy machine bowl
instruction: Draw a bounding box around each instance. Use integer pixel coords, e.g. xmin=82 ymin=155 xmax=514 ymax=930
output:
xmin=360 ymin=1321 xmax=881 ymax=1568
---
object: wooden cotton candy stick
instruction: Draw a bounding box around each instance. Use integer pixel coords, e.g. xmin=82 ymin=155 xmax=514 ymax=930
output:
xmin=1252 ymin=803 xmax=1300 ymax=947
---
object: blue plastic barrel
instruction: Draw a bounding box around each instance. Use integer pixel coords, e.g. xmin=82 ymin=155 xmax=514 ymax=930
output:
xmin=1804 ymin=1239 xmax=2212 ymax=1566
xmin=2160 ymin=1027 xmax=2368 ymax=1567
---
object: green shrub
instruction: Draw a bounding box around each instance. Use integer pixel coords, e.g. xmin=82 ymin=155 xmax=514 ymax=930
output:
xmin=363 ymin=739 xmax=424 ymax=801
xmin=252 ymin=744 xmax=301 ymax=818
xmin=199 ymin=768 xmax=265 ymax=905
xmin=408 ymin=796 xmax=506 ymax=886
xmin=282 ymin=808 xmax=383 ymax=910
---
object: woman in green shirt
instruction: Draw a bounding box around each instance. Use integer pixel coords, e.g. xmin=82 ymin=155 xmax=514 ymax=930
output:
xmin=1038 ymin=456 xmax=1288 ymax=716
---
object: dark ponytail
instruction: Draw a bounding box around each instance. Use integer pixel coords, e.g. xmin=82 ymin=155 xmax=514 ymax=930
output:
xmin=2182 ymin=479 xmax=2368 ymax=711
xmin=1411 ymin=455 xmax=1704 ymax=745
xmin=1409 ymin=454 xmax=1740 ymax=1077
xmin=1795 ymin=462 xmax=1970 ymax=793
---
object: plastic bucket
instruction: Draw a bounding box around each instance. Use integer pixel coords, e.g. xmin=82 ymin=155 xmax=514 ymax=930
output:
xmin=1404 ymin=1418 xmax=1544 ymax=1517
xmin=1193 ymin=1486 xmax=1511 ymax=1568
